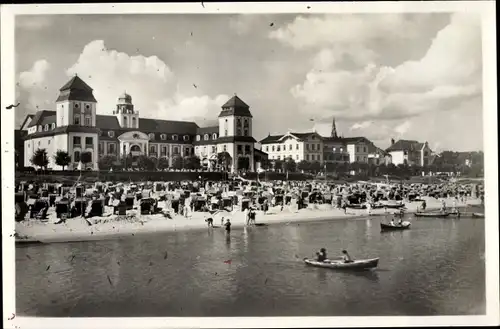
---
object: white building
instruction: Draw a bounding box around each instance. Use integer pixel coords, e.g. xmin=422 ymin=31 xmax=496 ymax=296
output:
xmin=259 ymin=131 xmax=324 ymax=163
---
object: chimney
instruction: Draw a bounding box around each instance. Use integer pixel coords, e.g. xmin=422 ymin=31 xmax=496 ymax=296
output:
xmin=391 ymin=138 xmax=395 ymax=145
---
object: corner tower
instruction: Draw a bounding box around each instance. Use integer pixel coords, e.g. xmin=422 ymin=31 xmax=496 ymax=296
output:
xmin=56 ymin=74 xmax=98 ymax=127
xmin=113 ymin=92 xmax=139 ymax=129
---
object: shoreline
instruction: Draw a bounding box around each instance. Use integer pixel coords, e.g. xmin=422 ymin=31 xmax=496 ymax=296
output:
xmin=15 ymin=197 xmax=482 ymax=245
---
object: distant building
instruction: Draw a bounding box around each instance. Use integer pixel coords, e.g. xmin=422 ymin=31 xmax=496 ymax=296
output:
xmin=259 ymin=131 xmax=324 ymax=163
xmin=20 ymin=75 xmax=258 ymax=172
xmin=386 ymin=139 xmax=432 ymax=166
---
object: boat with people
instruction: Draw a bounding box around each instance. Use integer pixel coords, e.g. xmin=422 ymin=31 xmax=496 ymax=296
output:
xmin=303 ymin=257 xmax=379 ymax=270
xmin=380 ymin=222 xmax=411 ymax=231
xmin=414 ymin=211 xmax=450 ymax=218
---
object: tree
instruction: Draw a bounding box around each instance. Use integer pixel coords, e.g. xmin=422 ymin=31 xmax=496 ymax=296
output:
xmin=184 ymin=155 xmax=201 ymax=170
xmin=54 ymin=150 xmax=71 ymax=170
xmin=237 ymin=156 xmax=250 ymax=171
xmin=283 ymin=158 xmax=297 ymax=172
xmin=297 ymin=160 xmax=310 ymax=172
xmin=309 ymin=161 xmax=321 ymax=174
xmin=80 ymin=151 xmax=92 ymax=166
xmin=217 ymin=152 xmax=232 ymax=171
xmin=157 ymin=157 xmax=170 ymax=170
xmin=172 ymin=155 xmax=184 ymax=170
xmin=99 ymin=155 xmax=117 ymax=171
xmin=119 ymin=154 xmax=134 ymax=170
xmin=259 ymin=157 xmax=271 ymax=170
xmin=273 ymin=159 xmax=284 ymax=172
xmin=31 ymin=148 xmax=49 ymax=170
xmin=136 ymin=155 xmax=157 ymax=171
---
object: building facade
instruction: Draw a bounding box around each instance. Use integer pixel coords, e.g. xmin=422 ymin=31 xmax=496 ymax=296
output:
xmin=21 ymin=76 xmax=258 ymax=172
xmin=386 ymin=139 xmax=433 ymax=166
xmin=259 ymin=131 xmax=324 ymax=163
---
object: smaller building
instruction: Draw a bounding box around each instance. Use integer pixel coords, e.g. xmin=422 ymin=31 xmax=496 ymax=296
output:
xmin=322 ymin=137 xmax=350 ymax=163
xmin=260 ymin=131 xmax=324 ymax=163
xmin=386 ymin=139 xmax=432 ymax=166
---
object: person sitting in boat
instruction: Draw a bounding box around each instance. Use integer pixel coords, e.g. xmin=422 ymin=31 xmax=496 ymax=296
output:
xmin=398 ymin=218 xmax=403 ymax=225
xmin=341 ymin=250 xmax=353 ymax=263
xmin=316 ymin=248 xmax=327 ymax=262
xmin=390 ymin=218 xmax=396 ymax=226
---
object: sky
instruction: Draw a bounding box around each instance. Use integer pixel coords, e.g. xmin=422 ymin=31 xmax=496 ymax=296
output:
xmin=15 ymin=12 xmax=483 ymax=152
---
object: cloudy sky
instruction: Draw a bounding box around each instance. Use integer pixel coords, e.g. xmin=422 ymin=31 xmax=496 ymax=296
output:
xmin=15 ymin=13 xmax=483 ymax=152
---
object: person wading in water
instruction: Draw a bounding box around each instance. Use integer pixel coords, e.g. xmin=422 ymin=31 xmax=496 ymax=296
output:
xmin=224 ymin=218 xmax=231 ymax=234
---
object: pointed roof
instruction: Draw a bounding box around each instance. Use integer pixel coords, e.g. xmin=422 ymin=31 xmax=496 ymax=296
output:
xmin=219 ymin=95 xmax=253 ymax=118
xmin=56 ymin=75 xmax=97 ymax=103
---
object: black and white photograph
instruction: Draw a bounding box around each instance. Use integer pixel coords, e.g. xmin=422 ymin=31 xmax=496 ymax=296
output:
xmin=1 ymin=2 xmax=498 ymax=329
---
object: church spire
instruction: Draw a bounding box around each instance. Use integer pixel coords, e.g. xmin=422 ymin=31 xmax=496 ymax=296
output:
xmin=331 ymin=116 xmax=338 ymax=138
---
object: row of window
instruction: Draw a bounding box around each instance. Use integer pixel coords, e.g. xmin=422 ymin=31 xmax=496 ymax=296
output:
xmin=196 ymin=133 xmax=218 ymax=141
xmin=269 ymin=154 xmax=322 ymax=161
xmin=38 ymin=123 xmax=57 ymax=132
xmin=195 ymin=146 xmax=218 ymax=155
xmin=237 ymin=145 xmax=251 ymax=155
xmin=265 ymin=143 xmax=323 ymax=152
xmin=356 ymin=146 xmax=368 ymax=153
xmin=73 ymin=136 xmax=94 ymax=146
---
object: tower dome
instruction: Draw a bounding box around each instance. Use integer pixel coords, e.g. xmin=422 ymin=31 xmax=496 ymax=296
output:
xmin=118 ymin=92 xmax=132 ymax=104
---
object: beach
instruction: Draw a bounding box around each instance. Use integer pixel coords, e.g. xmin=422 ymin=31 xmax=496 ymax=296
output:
xmin=15 ymin=196 xmax=482 ymax=244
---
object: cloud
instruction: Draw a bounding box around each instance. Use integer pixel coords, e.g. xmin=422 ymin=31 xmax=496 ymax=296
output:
xmin=289 ymin=13 xmax=482 ymax=122
xmin=350 ymin=121 xmax=373 ymax=131
xmin=269 ymin=14 xmax=431 ymax=50
xmin=19 ymin=60 xmax=51 ymax=89
xmin=16 ymin=15 xmax=54 ymax=30
xmin=66 ymin=40 xmax=226 ymax=124
xmin=394 ymin=121 xmax=411 ymax=136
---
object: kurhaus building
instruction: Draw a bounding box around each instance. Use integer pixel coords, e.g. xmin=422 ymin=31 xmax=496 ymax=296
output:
xmin=21 ymin=75 xmax=259 ymax=172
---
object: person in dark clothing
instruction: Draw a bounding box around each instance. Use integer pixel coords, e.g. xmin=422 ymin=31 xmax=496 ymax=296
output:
xmin=205 ymin=217 xmax=213 ymax=227
xmin=316 ymin=248 xmax=327 ymax=262
xmin=224 ymin=219 xmax=231 ymax=233
xmin=422 ymin=200 xmax=427 ymax=211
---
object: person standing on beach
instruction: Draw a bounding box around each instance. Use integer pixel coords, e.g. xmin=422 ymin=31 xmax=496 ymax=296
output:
xmin=225 ymin=219 xmax=231 ymax=234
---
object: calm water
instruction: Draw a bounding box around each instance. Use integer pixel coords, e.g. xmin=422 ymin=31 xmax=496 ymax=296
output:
xmin=16 ymin=213 xmax=485 ymax=317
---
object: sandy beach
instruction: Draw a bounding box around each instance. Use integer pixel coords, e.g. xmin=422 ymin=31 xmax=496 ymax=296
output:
xmin=14 ymin=196 xmax=482 ymax=244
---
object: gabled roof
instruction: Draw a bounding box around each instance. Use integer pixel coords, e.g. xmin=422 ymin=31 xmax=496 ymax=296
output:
xmin=26 ymin=110 xmax=56 ymax=128
xmin=260 ymin=134 xmax=284 ymax=144
xmin=342 ymin=136 xmax=370 ymax=144
xmin=138 ymin=118 xmax=199 ymax=134
xmin=196 ymin=126 xmax=219 ymax=135
xmin=386 ymin=139 xmax=425 ymax=152
xmin=20 ymin=114 xmax=35 ymax=130
xmin=218 ymin=95 xmax=253 ymax=118
xmin=56 ymin=75 xmax=97 ymax=102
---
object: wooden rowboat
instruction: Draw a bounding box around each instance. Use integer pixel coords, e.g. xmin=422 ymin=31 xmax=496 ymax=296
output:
xmin=472 ymin=212 xmax=485 ymax=218
xmin=414 ymin=212 xmax=450 ymax=218
xmin=303 ymin=257 xmax=379 ymax=270
xmin=380 ymin=222 xmax=411 ymax=231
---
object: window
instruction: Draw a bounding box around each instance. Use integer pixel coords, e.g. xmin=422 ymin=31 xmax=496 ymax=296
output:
xmin=212 ymin=133 xmax=217 ymax=140
xmin=123 ymin=116 xmax=128 ymax=127
xmin=184 ymin=148 xmax=190 ymax=156
xmin=150 ymin=145 xmax=156 ymax=154
xmin=333 ymin=147 xmax=336 ymax=152
xmin=224 ymin=130 xmax=228 ymax=136
xmin=74 ymin=151 xmax=81 ymax=162
xmin=237 ymin=145 xmax=243 ymax=154
xmin=296 ymin=154 xmax=299 ymax=160
xmin=272 ymin=146 xmax=275 ymax=151
xmin=183 ymin=135 xmax=189 ymax=141
xmin=44 ymin=124 xmax=49 ymax=131
xmin=132 ymin=117 xmax=137 ymax=128
xmin=74 ymin=103 xmax=79 ymax=109
xmin=317 ymin=144 xmax=320 ymax=150
xmin=85 ymin=137 xmax=93 ymax=146
xmin=237 ymin=118 xmax=242 ymax=127
xmin=38 ymin=141 xmax=41 ymax=146
xmin=265 ymin=146 xmax=269 ymax=152
xmin=296 ymin=144 xmax=299 ymax=150
xmin=51 ymin=123 xmax=55 ymax=129
xmin=306 ymin=144 xmax=309 ymax=151
xmin=306 ymin=154 xmax=309 ymax=161
xmin=99 ymin=143 xmax=103 ymax=153
xmin=85 ymin=104 xmax=90 ymax=110
xmin=173 ymin=147 xmax=179 ymax=155
xmin=161 ymin=134 xmax=166 ymax=140
xmin=244 ymin=128 xmax=249 ymax=136
xmin=204 ymin=134 xmax=209 ymax=141
xmin=311 ymin=144 xmax=315 ymax=151
xmin=289 ymin=144 xmax=292 ymax=150
xmin=172 ymin=135 xmax=178 ymax=141
xmin=223 ymin=145 xmax=227 ymax=152
xmin=108 ymin=131 xmax=115 ymax=138
xmin=38 ymin=126 xmax=42 ymax=132
xmin=364 ymin=147 xmax=367 ymax=153
xmin=236 ymin=127 xmax=242 ymax=136
xmin=73 ymin=136 xmax=81 ymax=146
xmin=161 ymin=146 xmax=167 ymax=155
xmin=277 ymin=145 xmax=281 ymax=151
xmin=245 ymin=145 xmax=250 ymax=154
xmin=48 ymin=140 xmax=51 ymax=145
xmin=85 ymin=116 xmax=91 ymax=126
xmin=212 ymin=146 xmax=216 ymax=153
xmin=196 ymin=135 xmax=201 ymax=141
xmin=149 ymin=133 xmax=155 ymax=140
xmin=203 ymin=146 xmax=207 ymax=154
xmin=108 ymin=143 xmax=116 ymax=154
xmin=244 ymin=119 xmax=249 ymax=127
xmin=74 ymin=116 xmax=80 ymax=125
